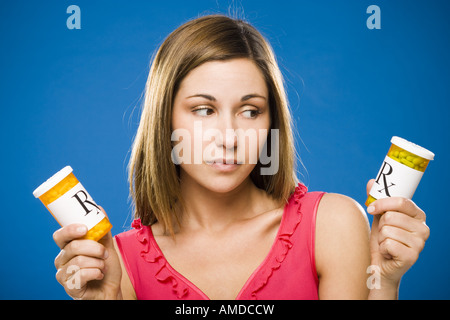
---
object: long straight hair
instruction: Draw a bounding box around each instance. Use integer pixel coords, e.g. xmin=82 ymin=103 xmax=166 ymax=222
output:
xmin=128 ymin=14 xmax=300 ymax=235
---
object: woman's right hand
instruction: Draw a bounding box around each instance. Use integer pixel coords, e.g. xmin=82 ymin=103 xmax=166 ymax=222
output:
xmin=53 ymin=219 xmax=122 ymax=299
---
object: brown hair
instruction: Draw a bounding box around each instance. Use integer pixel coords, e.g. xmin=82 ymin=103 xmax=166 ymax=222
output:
xmin=128 ymin=14 xmax=299 ymax=235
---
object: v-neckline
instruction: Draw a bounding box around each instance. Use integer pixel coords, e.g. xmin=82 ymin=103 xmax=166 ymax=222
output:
xmin=147 ymin=201 xmax=289 ymax=300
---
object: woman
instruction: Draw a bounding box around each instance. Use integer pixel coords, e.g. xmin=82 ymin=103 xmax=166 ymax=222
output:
xmin=53 ymin=14 xmax=429 ymax=300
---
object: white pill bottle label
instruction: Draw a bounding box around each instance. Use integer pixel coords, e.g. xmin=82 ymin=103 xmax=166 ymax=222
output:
xmin=47 ymin=182 xmax=105 ymax=230
xmin=369 ymin=156 xmax=424 ymax=201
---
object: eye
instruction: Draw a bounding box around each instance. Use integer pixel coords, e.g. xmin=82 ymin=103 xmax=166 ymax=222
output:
xmin=241 ymin=109 xmax=261 ymax=119
xmin=193 ymin=106 xmax=214 ymax=117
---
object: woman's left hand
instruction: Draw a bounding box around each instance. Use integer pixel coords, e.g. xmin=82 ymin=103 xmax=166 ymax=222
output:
xmin=366 ymin=179 xmax=430 ymax=290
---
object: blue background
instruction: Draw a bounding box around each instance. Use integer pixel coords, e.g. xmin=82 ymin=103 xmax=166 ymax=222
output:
xmin=1 ymin=0 xmax=448 ymax=299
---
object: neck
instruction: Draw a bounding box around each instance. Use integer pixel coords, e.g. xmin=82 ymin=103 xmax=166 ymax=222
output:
xmin=177 ymin=173 xmax=278 ymax=234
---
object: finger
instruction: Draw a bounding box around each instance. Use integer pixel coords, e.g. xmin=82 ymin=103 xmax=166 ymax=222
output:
xmin=56 ymin=256 xmax=106 ymax=284
xmin=380 ymin=211 xmax=430 ymax=239
xmin=64 ymin=267 xmax=105 ymax=293
xmin=53 ymin=224 xmax=88 ymax=249
xmin=378 ymin=237 xmax=410 ymax=261
xmin=366 ymin=179 xmax=375 ymax=197
xmin=96 ymin=206 xmax=114 ymax=251
xmin=96 ymin=206 xmax=114 ymax=247
xmin=378 ymin=224 xmax=419 ymax=249
xmin=62 ymin=255 xmax=106 ymax=277
xmin=379 ymin=237 xmax=420 ymax=269
xmin=99 ymin=228 xmax=114 ymax=251
xmin=367 ymin=197 xmax=426 ymax=221
xmin=55 ymin=239 xmax=108 ymax=268
xmin=75 ymin=267 xmax=105 ymax=283
xmin=370 ymin=214 xmax=381 ymax=253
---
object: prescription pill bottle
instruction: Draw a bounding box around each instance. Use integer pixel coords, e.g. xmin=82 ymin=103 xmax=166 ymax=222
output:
xmin=33 ymin=166 xmax=112 ymax=241
xmin=366 ymin=136 xmax=434 ymax=206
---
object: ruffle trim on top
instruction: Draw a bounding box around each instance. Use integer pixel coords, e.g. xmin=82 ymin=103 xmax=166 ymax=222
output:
xmin=132 ymin=219 xmax=190 ymax=299
xmin=246 ymin=182 xmax=307 ymax=299
xmin=131 ymin=182 xmax=307 ymax=300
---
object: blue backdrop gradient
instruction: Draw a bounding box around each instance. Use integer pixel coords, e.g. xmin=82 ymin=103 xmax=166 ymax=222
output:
xmin=1 ymin=0 xmax=449 ymax=299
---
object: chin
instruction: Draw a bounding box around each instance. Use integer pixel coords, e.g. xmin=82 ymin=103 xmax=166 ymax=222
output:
xmin=204 ymin=178 xmax=246 ymax=193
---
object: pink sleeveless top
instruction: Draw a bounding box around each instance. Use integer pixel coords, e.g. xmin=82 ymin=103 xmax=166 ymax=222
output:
xmin=115 ymin=183 xmax=325 ymax=300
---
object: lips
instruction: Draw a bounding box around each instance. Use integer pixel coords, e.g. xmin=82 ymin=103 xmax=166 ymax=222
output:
xmin=205 ymin=158 xmax=243 ymax=172
xmin=205 ymin=158 xmax=245 ymax=164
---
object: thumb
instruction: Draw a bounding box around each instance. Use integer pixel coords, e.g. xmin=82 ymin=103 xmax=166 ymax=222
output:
xmin=366 ymin=179 xmax=380 ymax=256
xmin=97 ymin=206 xmax=114 ymax=250
xmin=99 ymin=228 xmax=115 ymax=251
xmin=370 ymin=214 xmax=380 ymax=254
xmin=366 ymin=179 xmax=375 ymax=197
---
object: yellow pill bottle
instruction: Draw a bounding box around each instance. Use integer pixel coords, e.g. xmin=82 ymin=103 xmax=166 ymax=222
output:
xmin=33 ymin=166 xmax=112 ymax=241
xmin=366 ymin=136 xmax=434 ymax=206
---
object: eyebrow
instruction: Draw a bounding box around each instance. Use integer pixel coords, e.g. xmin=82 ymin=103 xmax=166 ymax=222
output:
xmin=186 ymin=94 xmax=267 ymax=102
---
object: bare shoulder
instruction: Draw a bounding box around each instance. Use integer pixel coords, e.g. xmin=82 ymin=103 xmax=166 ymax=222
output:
xmin=316 ymin=192 xmax=370 ymax=248
xmin=315 ymin=193 xmax=371 ymax=299
xmin=317 ymin=193 xmax=369 ymax=230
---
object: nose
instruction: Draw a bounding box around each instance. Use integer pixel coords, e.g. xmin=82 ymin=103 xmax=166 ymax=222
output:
xmin=215 ymin=115 xmax=237 ymax=150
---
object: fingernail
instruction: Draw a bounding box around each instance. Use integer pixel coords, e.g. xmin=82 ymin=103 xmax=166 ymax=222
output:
xmin=76 ymin=226 xmax=87 ymax=235
xmin=103 ymin=249 xmax=109 ymax=259
xmin=367 ymin=206 xmax=375 ymax=213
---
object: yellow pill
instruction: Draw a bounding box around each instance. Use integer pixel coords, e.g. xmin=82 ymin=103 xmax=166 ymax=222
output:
xmin=366 ymin=136 xmax=435 ymax=207
xmin=400 ymin=158 xmax=414 ymax=168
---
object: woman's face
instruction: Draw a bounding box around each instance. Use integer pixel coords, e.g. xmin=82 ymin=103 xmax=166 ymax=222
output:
xmin=171 ymin=58 xmax=271 ymax=193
